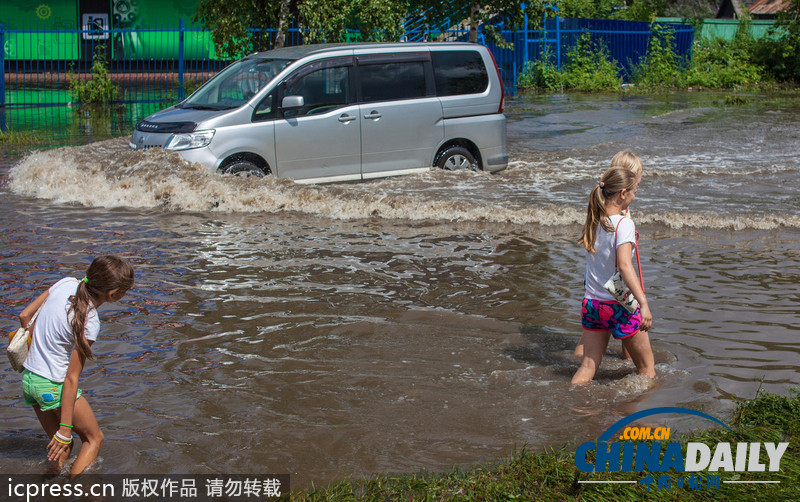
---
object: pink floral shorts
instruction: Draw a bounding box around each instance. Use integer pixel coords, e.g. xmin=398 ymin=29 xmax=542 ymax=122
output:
xmin=581 ymin=298 xmax=641 ymax=339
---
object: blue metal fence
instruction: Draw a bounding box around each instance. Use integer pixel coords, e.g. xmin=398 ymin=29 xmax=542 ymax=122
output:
xmin=486 ymin=17 xmax=695 ymax=89
xmin=0 ymin=17 xmax=694 ymax=107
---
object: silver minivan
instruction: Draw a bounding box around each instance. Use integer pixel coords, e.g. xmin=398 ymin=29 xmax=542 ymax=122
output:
xmin=130 ymin=42 xmax=508 ymax=184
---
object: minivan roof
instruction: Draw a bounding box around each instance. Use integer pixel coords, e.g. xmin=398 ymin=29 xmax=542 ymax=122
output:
xmin=245 ymin=42 xmax=482 ymax=61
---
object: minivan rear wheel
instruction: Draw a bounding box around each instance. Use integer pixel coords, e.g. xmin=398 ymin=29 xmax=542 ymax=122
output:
xmin=220 ymin=160 xmax=267 ymax=178
xmin=436 ymin=146 xmax=479 ymax=171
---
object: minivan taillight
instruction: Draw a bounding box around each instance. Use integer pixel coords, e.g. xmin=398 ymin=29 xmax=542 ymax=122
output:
xmin=488 ymin=50 xmax=504 ymax=113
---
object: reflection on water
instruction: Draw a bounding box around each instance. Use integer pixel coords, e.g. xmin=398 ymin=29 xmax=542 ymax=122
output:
xmin=1 ymin=92 xmax=799 ymax=488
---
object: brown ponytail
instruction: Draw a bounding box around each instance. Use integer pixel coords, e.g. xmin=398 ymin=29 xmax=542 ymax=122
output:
xmin=69 ymin=255 xmax=135 ymax=359
xmin=579 ymin=167 xmax=638 ymax=253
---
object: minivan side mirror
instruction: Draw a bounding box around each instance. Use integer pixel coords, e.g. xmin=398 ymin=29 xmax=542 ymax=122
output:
xmin=282 ymin=95 xmax=305 ymax=109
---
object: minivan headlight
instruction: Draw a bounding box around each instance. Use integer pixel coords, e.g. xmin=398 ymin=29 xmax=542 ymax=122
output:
xmin=165 ymin=130 xmax=215 ymax=151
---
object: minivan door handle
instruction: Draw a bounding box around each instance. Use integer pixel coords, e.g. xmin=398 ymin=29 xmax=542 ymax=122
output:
xmin=364 ymin=111 xmax=382 ymax=120
xmin=338 ymin=114 xmax=357 ymax=123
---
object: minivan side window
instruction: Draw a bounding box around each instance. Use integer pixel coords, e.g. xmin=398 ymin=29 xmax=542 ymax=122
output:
xmin=358 ymin=61 xmax=427 ymax=103
xmin=253 ymin=92 xmax=275 ymax=121
xmin=284 ymin=66 xmax=350 ymax=117
xmin=431 ymin=51 xmax=489 ymax=96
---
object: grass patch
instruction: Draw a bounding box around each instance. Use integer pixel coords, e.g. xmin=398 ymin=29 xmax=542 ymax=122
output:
xmin=0 ymin=128 xmax=44 ymax=148
xmin=290 ymin=388 xmax=800 ymax=500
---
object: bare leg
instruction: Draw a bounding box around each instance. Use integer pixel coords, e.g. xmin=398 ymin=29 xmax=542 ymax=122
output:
xmin=579 ymin=334 xmax=632 ymax=361
xmin=621 ymin=330 xmax=656 ymax=378
xmin=572 ymin=329 xmax=611 ymax=385
xmin=63 ymin=396 xmax=104 ymax=477
xmin=33 ymin=406 xmax=73 ymax=472
xmin=574 ymin=333 xmax=586 ymax=357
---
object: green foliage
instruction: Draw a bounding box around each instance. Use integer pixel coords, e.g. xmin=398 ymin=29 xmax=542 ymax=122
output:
xmin=562 ymin=34 xmax=622 ymax=91
xmin=517 ymin=34 xmax=621 ymax=92
xmin=556 ymin=0 xmax=622 ymax=20
xmin=195 ymin=0 xmax=407 ymax=50
xmin=735 ymin=388 xmax=800 ymax=436
xmin=196 ymin=1 xmax=261 ymax=57
xmin=194 ymin=0 xmax=294 ymax=57
xmin=724 ymin=94 xmax=749 ymax=105
xmin=68 ymin=46 xmax=118 ymax=105
xmin=682 ymin=36 xmax=762 ymax=88
xmin=629 ymin=24 xmax=681 ymax=88
xmin=298 ymin=0 xmax=407 ymax=43
xmin=410 ymin=0 xmax=551 ymax=44
xmin=554 ymin=0 xmax=716 ymax=21
xmin=612 ymin=0 xmax=667 ymax=21
xmin=0 ymin=128 xmax=43 ymax=147
xmin=516 ymin=48 xmax=564 ymax=91
xmin=749 ymin=0 xmax=800 ymax=83
xmin=752 ymin=37 xmax=800 ymax=84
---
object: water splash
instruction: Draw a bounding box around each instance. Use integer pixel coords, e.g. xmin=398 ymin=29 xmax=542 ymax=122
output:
xmin=8 ymin=138 xmax=799 ymax=229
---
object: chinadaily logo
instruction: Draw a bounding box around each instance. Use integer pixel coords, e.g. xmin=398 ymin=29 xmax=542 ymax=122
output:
xmin=574 ymin=407 xmax=789 ymax=492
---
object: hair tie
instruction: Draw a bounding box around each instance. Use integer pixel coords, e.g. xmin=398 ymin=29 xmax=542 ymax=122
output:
xmin=598 ymin=181 xmax=605 ymax=188
xmin=83 ymin=277 xmax=89 ymax=284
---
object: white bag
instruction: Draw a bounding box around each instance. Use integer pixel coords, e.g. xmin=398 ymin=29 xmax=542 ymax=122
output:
xmin=7 ymin=304 xmax=43 ymax=372
xmin=602 ymin=217 xmax=643 ymax=314
xmin=603 ymin=270 xmax=639 ymax=314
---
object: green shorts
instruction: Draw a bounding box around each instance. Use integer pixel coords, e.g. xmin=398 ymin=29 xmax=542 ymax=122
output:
xmin=22 ymin=370 xmax=82 ymax=412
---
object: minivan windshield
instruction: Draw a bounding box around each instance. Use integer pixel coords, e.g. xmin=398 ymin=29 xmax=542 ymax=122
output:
xmin=180 ymin=58 xmax=293 ymax=110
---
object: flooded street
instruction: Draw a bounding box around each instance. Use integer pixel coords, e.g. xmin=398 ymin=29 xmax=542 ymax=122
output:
xmin=1 ymin=92 xmax=799 ymax=488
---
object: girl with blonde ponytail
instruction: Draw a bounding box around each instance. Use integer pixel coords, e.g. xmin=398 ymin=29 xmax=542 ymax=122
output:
xmin=19 ymin=255 xmax=134 ymax=475
xmin=576 ymin=151 xmax=646 ymax=360
xmin=571 ymin=165 xmax=655 ymax=385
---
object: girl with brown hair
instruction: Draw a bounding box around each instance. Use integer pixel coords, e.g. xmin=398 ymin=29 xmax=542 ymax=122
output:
xmin=19 ymin=255 xmax=134 ymax=475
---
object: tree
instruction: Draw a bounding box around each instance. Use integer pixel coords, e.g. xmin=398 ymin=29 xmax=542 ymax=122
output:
xmin=556 ymin=0 xmax=623 ymax=20
xmin=196 ymin=0 xmax=408 ymax=52
xmin=752 ymin=0 xmax=800 ymax=82
xmin=194 ymin=0 xmax=293 ymax=57
xmin=409 ymin=0 xmax=550 ymax=44
xmin=298 ymin=0 xmax=408 ymax=43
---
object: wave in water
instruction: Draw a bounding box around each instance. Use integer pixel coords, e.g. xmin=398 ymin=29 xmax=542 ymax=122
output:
xmin=7 ymin=139 xmax=799 ymax=229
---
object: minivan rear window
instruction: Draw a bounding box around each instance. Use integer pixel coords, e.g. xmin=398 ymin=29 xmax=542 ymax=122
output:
xmin=431 ymin=51 xmax=488 ymax=96
xmin=359 ymin=61 xmax=427 ymax=103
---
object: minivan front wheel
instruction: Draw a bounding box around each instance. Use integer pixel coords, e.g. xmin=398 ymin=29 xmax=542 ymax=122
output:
xmin=435 ymin=146 xmax=479 ymax=171
xmin=219 ymin=160 xmax=267 ymax=178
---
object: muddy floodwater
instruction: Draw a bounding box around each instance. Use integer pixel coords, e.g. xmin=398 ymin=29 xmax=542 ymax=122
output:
xmin=1 ymin=92 xmax=799 ymax=489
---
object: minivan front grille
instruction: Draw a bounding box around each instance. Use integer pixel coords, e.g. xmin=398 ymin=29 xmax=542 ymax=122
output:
xmin=136 ymin=120 xmax=196 ymax=133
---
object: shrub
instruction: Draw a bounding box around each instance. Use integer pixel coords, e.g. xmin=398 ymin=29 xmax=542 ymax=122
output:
xmin=752 ymin=0 xmax=800 ymax=83
xmin=516 ymin=34 xmax=621 ymax=92
xmin=682 ymin=36 xmax=763 ymax=88
xmin=562 ymin=33 xmax=622 ymax=92
xmin=69 ymin=46 xmax=118 ymax=105
xmin=751 ymin=33 xmax=800 ymax=84
xmin=629 ymin=23 xmax=682 ymax=88
xmin=516 ymin=46 xmax=564 ymax=91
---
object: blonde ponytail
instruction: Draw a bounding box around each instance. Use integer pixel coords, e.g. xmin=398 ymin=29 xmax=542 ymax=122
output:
xmin=579 ymin=167 xmax=638 ymax=253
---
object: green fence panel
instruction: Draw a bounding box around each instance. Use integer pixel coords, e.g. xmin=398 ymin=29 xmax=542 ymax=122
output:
xmin=656 ymin=18 xmax=777 ymax=41
xmin=5 ymin=31 xmax=79 ymax=59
